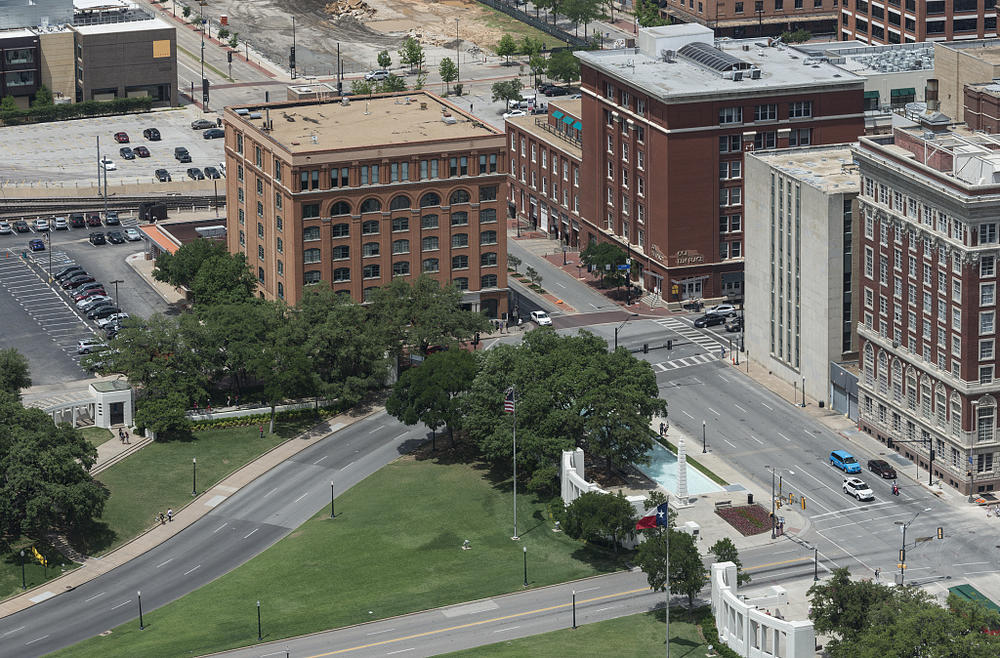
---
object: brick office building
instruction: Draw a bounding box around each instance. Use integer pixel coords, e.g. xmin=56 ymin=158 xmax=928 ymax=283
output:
xmin=573 ymin=24 xmax=864 ymax=302
xmin=223 ymin=92 xmax=508 ymax=317
xmin=854 ymin=117 xmax=1000 ymax=495
xmin=659 ymin=0 xmax=837 ymax=39
xmin=838 ymin=0 xmax=997 ymax=44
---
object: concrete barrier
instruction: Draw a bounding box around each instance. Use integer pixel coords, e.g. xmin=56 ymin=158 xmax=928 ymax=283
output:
xmin=187 ymin=398 xmax=335 ymax=423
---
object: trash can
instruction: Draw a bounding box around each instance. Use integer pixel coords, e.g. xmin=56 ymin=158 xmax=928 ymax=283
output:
xmin=747 ymin=493 xmax=754 ymax=505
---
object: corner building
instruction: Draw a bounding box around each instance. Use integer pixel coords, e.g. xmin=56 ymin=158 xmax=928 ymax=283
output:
xmin=574 ymin=25 xmax=864 ymax=301
xmin=223 ymin=92 xmax=508 ymax=317
xmin=854 ymin=122 xmax=1000 ymax=495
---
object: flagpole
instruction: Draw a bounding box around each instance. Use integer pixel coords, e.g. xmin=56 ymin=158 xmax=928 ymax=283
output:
xmin=666 ymin=528 xmax=670 ymax=658
xmin=512 ymin=384 xmax=518 ymax=541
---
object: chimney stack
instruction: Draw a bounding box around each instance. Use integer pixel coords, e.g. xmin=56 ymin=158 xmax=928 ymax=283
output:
xmin=926 ymin=79 xmax=939 ymax=112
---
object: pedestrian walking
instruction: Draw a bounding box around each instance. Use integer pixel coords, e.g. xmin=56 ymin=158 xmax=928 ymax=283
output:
xmin=874 ymin=567 xmax=881 ymax=582
xmin=470 ymin=103 xmax=474 ymax=113
xmin=235 ymin=394 xmax=240 ymax=406
xmin=720 ymin=346 xmax=726 ymax=359
xmin=167 ymin=508 xmax=173 ymax=522
xmin=158 ymin=512 xmax=166 ymax=525
xmin=259 ymin=423 xmax=264 ymax=439
xmin=206 ymin=401 xmax=212 ymax=413
xmin=124 ymin=430 xmax=130 ymax=444
xmin=227 ymin=395 xmax=231 ymax=407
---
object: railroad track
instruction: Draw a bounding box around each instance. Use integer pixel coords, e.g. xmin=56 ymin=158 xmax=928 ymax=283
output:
xmin=0 ymin=195 xmax=225 ymax=220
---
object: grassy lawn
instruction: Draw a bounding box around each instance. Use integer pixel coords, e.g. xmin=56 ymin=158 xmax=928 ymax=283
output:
xmin=477 ymin=6 xmax=569 ymax=49
xmin=57 ymin=453 xmax=625 ymax=657
xmin=79 ymin=426 xmax=114 ymax=449
xmin=0 ymin=545 xmax=78 ymax=598
xmin=443 ymin=608 xmax=710 ymax=657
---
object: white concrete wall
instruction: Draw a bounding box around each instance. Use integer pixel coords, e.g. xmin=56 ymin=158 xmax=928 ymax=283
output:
xmin=186 ymin=398 xmax=335 ymax=423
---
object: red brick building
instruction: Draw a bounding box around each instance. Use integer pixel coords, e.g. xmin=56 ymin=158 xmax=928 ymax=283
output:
xmin=573 ymin=25 xmax=864 ymax=302
xmin=854 ymin=119 xmax=1000 ymax=495
xmin=222 ymin=92 xmax=508 ymax=318
xmin=838 ymin=0 xmax=997 ymax=44
xmin=964 ymin=81 xmax=1000 ymax=132
xmin=659 ymin=0 xmax=837 ymax=39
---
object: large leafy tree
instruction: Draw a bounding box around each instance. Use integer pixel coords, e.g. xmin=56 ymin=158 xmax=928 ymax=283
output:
xmin=153 ymin=238 xmax=228 ymax=290
xmin=496 ymin=33 xmax=518 ymax=65
xmin=189 ymin=251 xmax=256 ymax=306
xmin=563 ymin=490 xmax=636 ymax=553
xmin=491 ymin=79 xmax=523 ymax=105
xmin=197 ymin=300 xmax=286 ymax=395
xmin=258 ymin=328 xmax=315 ymax=433
xmin=386 ymin=348 xmax=477 ymax=448
xmin=133 ymin=392 xmax=191 ymax=438
xmin=0 ymin=348 xmax=31 ymax=396
xmin=562 ymin=0 xmax=602 ymax=36
xmin=0 ymin=391 xmax=108 ymax=541
xmin=709 ymin=537 xmax=750 ymax=585
xmin=669 ymin=531 xmax=706 ymax=606
xmin=580 ymin=241 xmax=628 ymax=288
xmin=547 ymin=49 xmax=580 ymax=84
xmin=398 ymin=36 xmax=423 ymax=72
xmin=439 ymin=57 xmax=458 ymax=95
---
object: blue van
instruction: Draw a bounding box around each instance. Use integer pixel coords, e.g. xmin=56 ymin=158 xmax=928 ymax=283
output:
xmin=830 ymin=449 xmax=861 ymax=474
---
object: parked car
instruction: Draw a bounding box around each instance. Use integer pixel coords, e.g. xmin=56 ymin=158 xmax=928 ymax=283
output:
xmin=133 ymin=146 xmax=151 ymax=158
xmin=191 ymin=118 xmax=216 ymax=130
xmin=33 ymin=218 xmax=49 ymax=232
xmin=693 ymin=313 xmax=726 ymax=328
xmin=113 ymin=131 xmax=129 ymax=143
xmin=97 ymin=312 xmax=129 ymax=328
xmin=77 ymin=295 xmax=111 ymax=309
xmin=843 ymin=477 xmax=875 ymax=501
xmin=830 ymin=449 xmax=862 ymax=474
xmin=13 ymin=220 xmax=30 ymax=233
xmin=28 ymin=238 xmax=45 ymax=251
xmin=69 ymin=213 xmax=86 ymax=228
xmin=706 ymin=303 xmax=738 ymax=317
xmin=53 ymin=216 xmax=68 ymax=230
xmin=100 ymin=157 xmax=117 ymax=171
xmin=77 ymin=338 xmax=106 ymax=354
xmin=217 ymin=161 xmax=226 ymax=175
xmin=55 ymin=265 xmax=85 ymax=280
xmin=107 ymin=230 xmax=125 ymax=244
xmin=187 ymin=167 xmax=205 ymax=180
xmin=365 ymin=69 xmax=390 ymax=81
xmin=88 ymin=305 xmax=120 ymax=320
xmin=0 ymin=221 xmax=12 ymax=234
xmin=724 ymin=316 xmax=743 ymax=333
xmin=142 ymin=127 xmax=161 ymax=141
xmin=124 ymin=227 xmax=142 ymax=241
xmin=104 ymin=212 xmax=120 ymax=226
xmin=174 ymin=147 xmax=192 ymax=163
xmin=203 ymin=166 xmax=221 ymax=179
xmin=72 ymin=282 xmax=105 ymax=295
xmin=544 ymin=86 xmax=570 ymax=96
xmin=867 ymin=459 xmax=897 ymax=479
xmin=155 ymin=168 xmax=172 ymax=182
xmin=202 ymin=128 xmax=225 ymax=139
xmin=88 ymin=232 xmax=107 ymax=245
xmin=74 ymin=288 xmax=107 ymax=303
xmin=86 ymin=212 xmax=102 ymax=227
xmin=530 ymin=310 xmax=553 ymax=326
xmin=119 ymin=147 xmax=135 ymax=160
xmin=503 ymin=109 xmax=527 ymax=120
xmin=62 ymin=274 xmax=95 ymax=289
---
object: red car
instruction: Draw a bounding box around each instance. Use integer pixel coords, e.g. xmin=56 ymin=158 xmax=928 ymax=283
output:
xmin=74 ymin=288 xmax=107 ymax=302
xmin=114 ymin=131 xmax=129 ymax=144
xmin=134 ymin=146 xmax=150 ymax=158
xmin=86 ymin=212 xmax=102 ymax=227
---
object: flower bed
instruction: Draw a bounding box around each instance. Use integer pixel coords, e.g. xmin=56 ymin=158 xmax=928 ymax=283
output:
xmin=714 ymin=504 xmax=771 ymax=536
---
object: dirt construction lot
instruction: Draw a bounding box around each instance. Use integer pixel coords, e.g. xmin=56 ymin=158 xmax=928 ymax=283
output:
xmin=202 ymin=0 xmax=559 ymax=75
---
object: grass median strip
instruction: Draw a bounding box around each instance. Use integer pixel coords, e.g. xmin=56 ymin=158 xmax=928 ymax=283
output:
xmin=56 ymin=453 xmax=624 ymax=657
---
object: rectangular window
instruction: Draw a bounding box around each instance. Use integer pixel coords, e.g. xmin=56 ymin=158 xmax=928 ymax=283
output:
xmin=981 ymin=310 xmax=996 ymax=335
xmin=754 ymin=104 xmax=777 ymax=122
xmin=719 ymin=107 xmax=743 ymax=124
xmin=789 ymin=101 xmax=812 ymax=118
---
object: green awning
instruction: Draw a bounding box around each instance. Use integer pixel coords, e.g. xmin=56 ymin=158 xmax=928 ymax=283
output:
xmin=891 ymin=87 xmax=916 ymax=97
xmin=551 ymin=110 xmax=564 ymax=120
xmin=562 ymin=115 xmax=573 ymax=124
xmin=864 ymin=90 xmax=880 ymax=99
xmin=572 ymin=120 xmax=582 ymax=130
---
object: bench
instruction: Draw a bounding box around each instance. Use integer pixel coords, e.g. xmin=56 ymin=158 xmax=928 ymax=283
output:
xmin=714 ymin=500 xmax=732 ymax=510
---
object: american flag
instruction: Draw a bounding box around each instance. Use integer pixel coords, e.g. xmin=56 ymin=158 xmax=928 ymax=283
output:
xmin=503 ymin=387 xmax=516 ymax=413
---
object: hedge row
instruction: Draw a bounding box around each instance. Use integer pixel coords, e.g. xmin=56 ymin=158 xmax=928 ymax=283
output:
xmin=190 ymin=405 xmax=339 ymax=431
xmin=0 ymin=96 xmax=153 ymax=126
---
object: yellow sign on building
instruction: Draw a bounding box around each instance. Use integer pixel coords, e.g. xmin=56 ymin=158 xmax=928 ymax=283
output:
xmin=153 ymin=40 xmax=171 ymax=59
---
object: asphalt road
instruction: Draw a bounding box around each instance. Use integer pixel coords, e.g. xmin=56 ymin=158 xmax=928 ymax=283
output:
xmin=0 ymin=411 xmax=426 ymax=657
xmin=507 ymin=240 xmax=620 ymax=316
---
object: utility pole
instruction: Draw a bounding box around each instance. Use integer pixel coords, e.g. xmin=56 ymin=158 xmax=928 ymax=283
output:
xmin=456 ymin=19 xmax=460 ymax=85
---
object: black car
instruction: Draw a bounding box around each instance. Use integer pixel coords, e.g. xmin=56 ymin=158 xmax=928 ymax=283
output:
xmin=88 ymin=305 xmax=120 ymax=320
xmin=55 ymin=265 xmax=85 ymax=281
xmin=187 ymin=167 xmax=205 ymax=180
xmin=107 ymin=231 xmax=125 ymax=244
xmin=69 ymin=213 xmax=86 ymax=228
xmin=155 ymin=169 xmax=172 ymax=182
xmin=81 ymin=297 xmax=111 ymax=313
xmin=62 ymin=274 xmax=95 ymax=289
xmin=142 ymin=127 xmax=161 ymax=141
xmin=104 ymin=212 xmax=120 ymax=226
xmin=544 ymin=86 xmax=570 ymax=96
xmin=203 ymin=166 xmax=221 ymax=179
xmin=13 ymin=220 xmax=30 ymax=233
xmin=88 ymin=232 xmax=107 ymax=245
xmin=867 ymin=459 xmax=897 ymax=479
xmin=202 ymin=128 xmax=225 ymax=139
xmin=693 ymin=313 xmax=726 ymax=328
xmin=119 ymin=147 xmax=135 ymax=160
xmin=174 ymin=147 xmax=192 ymax=163
xmin=537 ymin=83 xmax=557 ymax=93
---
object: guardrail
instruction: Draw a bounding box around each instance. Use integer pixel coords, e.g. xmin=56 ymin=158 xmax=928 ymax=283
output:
xmin=0 ymin=195 xmax=225 ymax=220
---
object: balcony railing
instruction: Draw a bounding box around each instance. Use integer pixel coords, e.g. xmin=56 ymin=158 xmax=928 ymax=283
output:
xmin=534 ymin=118 xmax=581 ymax=148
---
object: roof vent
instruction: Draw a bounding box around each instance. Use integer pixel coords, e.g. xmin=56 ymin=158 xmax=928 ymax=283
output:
xmin=341 ymin=96 xmax=350 ymax=106
xmin=660 ymin=49 xmax=675 ymax=62
xmin=750 ymin=67 xmax=761 ymax=79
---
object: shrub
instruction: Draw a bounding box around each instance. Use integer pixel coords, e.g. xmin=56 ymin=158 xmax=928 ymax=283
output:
xmin=0 ymin=96 xmax=152 ymax=126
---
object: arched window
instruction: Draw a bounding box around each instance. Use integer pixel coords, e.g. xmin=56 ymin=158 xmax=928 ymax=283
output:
xmin=333 ymin=267 xmax=350 ymax=282
xmin=480 ymin=230 xmax=498 ymax=245
xmin=481 ymin=274 xmax=498 ymax=288
xmin=920 ymin=378 xmax=932 ymax=419
xmin=451 ymin=233 xmax=469 ymax=248
xmin=863 ymin=344 xmax=875 ymax=387
xmin=393 ymin=261 xmax=410 ymax=276
xmin=453 ymin=277 xmax=469 ymax=290
xmin=452 ymin=255 xmax=469 ymax=270
xmin=421 ymin=214 xmax=439 ymax=229
xmin=976 ymin=397 xmax=996 ymax=444
xmin=360 ymin=198 xmax=382 ymax=214
xmin=951 ymin=393 xmax=963 ymax=437
xmin=332 ymin=223 xmax=349 ymax=238
xmin=392 ymin=217 xmax=409 ymax=232
xmin=450 ymin=211 xmax=469 ymax=226
xmin=332 ymin=245 xmax=349 ymax=260
xmin=420 ymin=192 xmax=440 ymax=207
xmin=449 ymin=189 xmax=471 ymax=205
xmin=390 ymin=195 xmax=411 ymax=211
xmin=891 ymin=360 xmax=902 ymax=402
xmin=304 ymin=270 xmax=321 ymax=284
xmin=877 ymin=352 xmax=888 ymax=395
xmin=935 ymin=386 xmax=947 ymax=427
xmin=392 ymin=239 xmax=410 ymax=254
xmin=303 ymin=226 xmax=321 ymax=241
xmin=277 ymin=282 xmax=284 ymax=299
xmin=906 ymin=369 xmax=917 ymax=411
xmin=362 ymin=242 xmax=380 ymax=257
xmin=481 ymin=252 xmax=497 ymax=267
xmin=422 ymin=258 xmax=440 ymax=273
xmin=330 ymin=200 xmax=351 ymax=216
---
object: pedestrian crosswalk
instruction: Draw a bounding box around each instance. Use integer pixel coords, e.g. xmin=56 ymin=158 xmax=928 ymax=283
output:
xmin=651 ymin=352 xmax=717 ymax=372
xmin=654 ymin=317 xmax=731 ymax=355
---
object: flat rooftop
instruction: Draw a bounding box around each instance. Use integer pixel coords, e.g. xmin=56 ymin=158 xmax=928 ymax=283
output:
xmin=0 ymin=28 xmax=38 ymax=39
xmin=231 ymin=92 xmax=502 ymax=154
xmin=506 ymin=103 xmax=583 ymax=161
xmin=576 ymin=33 xmax=861 ymax=103
xmin=750 ymin=145 xmax=859 ymax=193
xmin=72 ymin=15 xmax=171 ymax=34
xmin=938 ymin=38 xmax=1000 ymax=63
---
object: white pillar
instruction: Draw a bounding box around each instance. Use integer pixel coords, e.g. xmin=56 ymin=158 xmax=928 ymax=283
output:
xmin=677 ymin=436 xmax=689 ymax=502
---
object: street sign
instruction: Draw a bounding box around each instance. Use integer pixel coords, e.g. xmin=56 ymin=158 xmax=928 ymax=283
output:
xmin=617 ymin=264 xmax=630 ymax=270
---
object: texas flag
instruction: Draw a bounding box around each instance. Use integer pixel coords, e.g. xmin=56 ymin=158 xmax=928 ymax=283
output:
xmin=636 ymin=502 xmax=670 ymax=530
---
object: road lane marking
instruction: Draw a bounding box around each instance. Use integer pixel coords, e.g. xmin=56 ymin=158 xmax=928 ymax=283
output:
xmin=313 ymin=455 xmax=328 ymax=464
xmin=761 ymin=402 xmax=773 ymax=411
xmin=110 ymin=600 xmax=131 ymax=610
xmin=385 ymin=649 xmax=414 ymax=655
xmin=264 ymin=487 xmax=278 ymax=497
xmin=577 ymin=586 xmax=600 ymax=593
xmin=368 ymin=424 xmax=386 ymax=434
xmin=156 ymin=558 xmax=173 ymax=569
xmin=707 ymin=407 xmax=720 ymax=416
xmin=724 ymin=439 xmax=737 ymax=448
xmin=963 ymin=570 xmax=997 ymax=575
xmin=184 ymin=564 xmax=201 ymax=575
xmin=956 ymin=561 xmax=991 ymax=567
xmin=243 ymin=528 xmax=259 ymax=540
xmin=294 ymin=492 xmax=309 ymax=503
xmin=24 ymin=634 xmax=49 ymax=646
xmin=734 ymin=404 xmax=747 ymax=413
xmin=718 ymin=374 xmax=729 ymax=382
xmin=681 ymin=410 xmax=694 ymax=419
xmin=777 ymin=432 xmax=791 ymax=442
xmin=803 ymin=430 xmax=813 ymax=438
xmin=750 ymin=435 xmax=764 ymax=445
xmin=366 ymin=628 xmax=396 ymax=636
xmin=1 ymin=626 xmax=25 ymax=637
xmin=492 ymin=626 xmax=521 ymax=633
xmin=307 ymin=587 xmax=652 ymax=656
xmin=810 ymin=501 xmax=894 ymax=519
xmin=84 ymin=592 xmax=104 ymax=602
xmin=213 ymin=522 xmax=228 ymax=533
xmin=596 ymin=606 xmax=620 ymax=612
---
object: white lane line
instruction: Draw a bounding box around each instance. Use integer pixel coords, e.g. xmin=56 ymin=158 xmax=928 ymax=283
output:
xmin=577 ymin=586 xmax=600 ymax=593
xmin=707 ymin=407 xmax=720 ymax=416
xmin=366 ymin=628 xmax=396 ymax=636
xmin=243 ymin=528 xmax=259 ymax=539
xmin=213 ymin=522 xmax=228 ymax=533
xmin=956 ymin=561 xmax=991 ymax=567
xmin=654 ymin=362 xmax=667 ymax=372
xmin=555 ymin=281 xmax=566 ymax=288
xmin=184 ymin=564 xmax=201 ymax=576
xmin=492 ymin=626 xmax=521 ymax=634
xmin=294 ymin=492 xmax=309 ymax=503
xmin=368 ymin=424 xmax=386 ymax=434
xmin=762 ymin=402 xmax=774 ymax=411
xmin=385 ymin=649 xmax=415 ymax=655
xmin=596 ymin=605 xmax=621 ymax=612
xmin=263 ymin=487 xmax=278 ymax=497
xmin=734 ymin=403 xmax=747 ymax=413
xmin=24 ymin=635 xmax=49 ymax=646
xmin=795 ymin=468 xmax=842 ymax=496
xmin=724 ymin=439 xmax=737 ymax=448
xmin=156 ymin=558 xmax=173 ymax=569
xmin=83 ymin=592 xmax=104 ymax=603
xmin=777 ymin=432 xmax=791 ymax=442
xmin=803 ymin=430 xmax=813 ymax=438
xmin=313 ymin=455 xmax=328 ymax=464
xmin=718 ymin=374 xmax=729 ymax=382
xmin=750 ymin=435 xmax=764 ymax=445
xmin=964 ymin=570 xmax=998 ymax=575
xmin=681 ymin=410 xmax=694 ymax=419
xmin=2 ymin=626 xmax=25 ymax=637
xmin=110 ymin=600 xmax=131 ymax=610
xmin=810 ymin=501 xmax=894 ymax=520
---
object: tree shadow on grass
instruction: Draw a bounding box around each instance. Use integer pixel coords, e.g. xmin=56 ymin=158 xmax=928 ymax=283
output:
xmin=65 ymin=517 xmax=117 ymax=558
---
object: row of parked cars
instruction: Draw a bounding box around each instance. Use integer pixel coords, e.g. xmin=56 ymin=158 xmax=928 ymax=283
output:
xmin=692 ymin=303 xmax=743 ymax=332
xmin=55 ymin=266 xmax=129 ymax=350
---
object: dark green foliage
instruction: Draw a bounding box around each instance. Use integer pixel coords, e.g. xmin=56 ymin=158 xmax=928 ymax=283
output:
xmin=0 ymin=348 xmax=31 ymax=396
xmin=709 ymin=537 xmax=750 ymax=585
xmin=563 ymin=490 xmax=636 ymax=552
xmin=0 ymin=96 xmax=152 ymax=126
xmin=580 ymin=241 xmax=628 ymax=288
xmin=386 ymin=348 xmax=476 ymax=444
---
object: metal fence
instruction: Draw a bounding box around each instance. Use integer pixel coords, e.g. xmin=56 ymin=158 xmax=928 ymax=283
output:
xmin=477 ymin=0 xmax=590 ymax=48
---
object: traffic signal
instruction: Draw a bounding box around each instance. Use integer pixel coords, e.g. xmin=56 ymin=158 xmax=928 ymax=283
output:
xmin=227 ymin=50 xmax=233 ymax=63
xmin=290 ymin=46 xmax=296 ymax=69
xmin=202 ymin=78 xmax=210 ymax=104
xmin=899 ymin=549 xmax=906 ymax=562
xmin=801 ymin=496 xmax=806 ymax=510
xmin=937 ymin=527 xmax=944 ymax=539
xmin=667 ymin=339 xmax=673 ymax=350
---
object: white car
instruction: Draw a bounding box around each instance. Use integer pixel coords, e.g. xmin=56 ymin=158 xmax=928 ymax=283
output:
xmin=503 ymin=109 xmax=527 ymax=120
xmin=101 ymin=157 xmax=117 ymax=171
xmin=843 ymin=477 xmax=875 ymax=501
xmin=77 ymin=295 xmax=111 ymax=308
xmin=76 ymin=338 xmax=106 ymax=354
xmin=365 ymin=69 xmax=390 ymax=81
xmin=218 ymin=161 xmax=226 ymax=175
xmin=124 ymin=227 xmax=142 ymax=241
xmin=97 ymin=312 xmax=129 ymax=328
xmin=530 ymin=310 xmax=553 ymax=326
xmin=0 ymin=221 xmax=11 ymax=234
xmin=34 ymin=218 xmax=49 ymax=231
xmin=53 ymin=217 xmax=68 ymax=230
xmin=706 ymin=303 xmax=737 ymax=317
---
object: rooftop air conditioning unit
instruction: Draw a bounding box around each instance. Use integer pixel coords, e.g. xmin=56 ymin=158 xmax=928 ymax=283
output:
xmin=660 ymin=49 xmax=675 ymax=62
xmin=750 ymin=68 xmax=762 ymax=79
xmin=732 ymin=70 xmax=744 ymax=81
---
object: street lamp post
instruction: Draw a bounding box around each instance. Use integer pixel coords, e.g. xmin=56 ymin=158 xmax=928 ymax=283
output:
xmin=44 ymin=230 xmax=51 ymax=281
xmin=192 ymin=457 xmax=197 ymax=496
xmin=20 ymin=550 xmax=25 ymax=589
xmin=137 ymin=590 xmax=145 ymax=630
xmin=257 ymin=600 xmax=262 ymax=641
xmin=330 ymin=480 xmax=335 ymax=518
xmin=613 ymin=312 xmax=639 ymax=350
xmin=110 ymin=279 xmax=123 ymax=311
xmin=895 ymin=508 xmax=931 ymax=585
xmin=572 ymin=590 xmax=576 ymax=629
xmin=522 ymin=545 xmax=528 ymax=587
xmin=767 ymin=465 xmax=776 ymax=538
xmin=562 ymin=244 xmax=568 ymax=265
xmin=702 ymin=420 xmax=707 ymax=453
xmin=455 ymin=19 xmax=460 ymax=85
xmin=801 ymin=377 xmax=806 ymax=407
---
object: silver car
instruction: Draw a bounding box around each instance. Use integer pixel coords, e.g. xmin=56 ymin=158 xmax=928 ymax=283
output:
xmin=843 ymin=477 xmax=875 ymax=501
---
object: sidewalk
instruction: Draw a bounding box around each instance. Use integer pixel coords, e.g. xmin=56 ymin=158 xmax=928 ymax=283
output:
xmin=0 ymin=407 xmax=380 ymax=619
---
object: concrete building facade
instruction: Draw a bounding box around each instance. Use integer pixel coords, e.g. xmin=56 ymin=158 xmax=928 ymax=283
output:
xmin=573 ymin=24 xmax=865 ymax=303
xmin=223 ymin=92 xmax=508 ymax=317
xmin=0 ymin=29 xmax=40 ymax=106
xmin=935 ymin=38 xmax=1000 ymax=122
xmin=838 ymin=0 xmax=997 ymax=45
xmin=745 ymin=145 xmax=859 ymax=406
xmin=854 ymin=120 xmax=1000 ymax=495
xmin=72 ymin=16 xmax=176 ymax=104
xmin=0 ymin=0 xmax=73 ymax=30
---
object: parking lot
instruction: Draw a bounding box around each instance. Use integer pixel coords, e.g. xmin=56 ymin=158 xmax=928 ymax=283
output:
xmin=0 ymin=105 xmax=227 ymax=186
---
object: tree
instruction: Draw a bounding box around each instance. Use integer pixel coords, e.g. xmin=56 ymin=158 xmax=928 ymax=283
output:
xmin=439 ymin=57 xmax=458 ymax=95
xmin=491 ymin=79 xmax=523 ymax=105
xmin=386 ymin=348 xmax=477 ymax=448
xmin=198 ymin=300 xmax=286 ymax=396
xmin=563 ymin=491 xmax=636 ymax=552
xmin=562 ymin=0 xmax=602 ymax=36
xmin=780 ymin=29 xmax=812 ymax=43
xmin=601 ymin=0 xmax=617 ymax=22
xmin=189 ymin=252 xmax=256 ymax=306
xmin=228 ymin=33 xmax=239 ymax=49
xmin=182 ymin=5 xmax=191 ymax=18
xmin=398 ymin=36 xmax=424 ymax=72
xmin=32 ymin=85 xmax=53 ymax=108
xmin=496 ymin=33 xmax=518 ymax=65
xmin=379 ymin=74 xmax=407 ymax=93
xmin=0 ymin=348 xmax=31 ymax=396
xmin=635 ymin=0 xmax=669 ymax=27
xmin=507 ymin=253 xmax=522 ymax=273
xmin=0 ymin=391 xmax=108 ymax=541
xmin=519 ymin=36 xmax=544 ymax=57
xmin=636 ymin=530 xmax=670 ymax=591
xmin=217 ymin=27 xmax=230 ymax=40
xmin=528 ymin=52 xmax=548 ymax=90
xmin=669 ymin=530 xmax=707 ymax=606
xmin=351 ymin=79 xmax=373 ymax=96
xmin=807 ymin=568 xmax=900 ymax=651
xmin=133 ymin=392 xmax=191 ymax=438
xmin=547 ymin=50 xmax=580 ymax=84
xmin=153 ymin=238 xmax=229 ymax=290
xmin=377 ymin=49 xmax=392 ymax=69
xmin=258 ymin=331 xmax=315 ymax=434
xmin=580 ymin=241 xmax=628 ymax=288
xmin=709 ymin=537 xmax=750 ymax=585
xmin=0 ymin=95 xmax=16 ymax=112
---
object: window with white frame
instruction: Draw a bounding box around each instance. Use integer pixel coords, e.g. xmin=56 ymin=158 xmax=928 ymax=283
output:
xmin=719 ymin=106 xmax=743 ymax=124
xmin=983 ymin=255 xmax=996 ymax=278
xmin=981 ymin=310 xmax=996 ymax=335
xmin=983 ymin=282 xmax=996 ymax=306
xmin=789 ymin=100 xmax=812 ymax=118
xmin=981 ymin=339 xmax=995 ymax=361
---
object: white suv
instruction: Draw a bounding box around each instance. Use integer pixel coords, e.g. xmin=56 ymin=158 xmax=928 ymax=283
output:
xmin=77 ymin=338 xmax=106 ymax=354
xmin=365 ymin=69 xmax=390 ymax=81
xmin=843 ymin=477 xmax=875 ymax=501
xmin=706 ymin=303 xmax=737 ymax=317
xmin=530 ymin=310 xmax=552 ymax=326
